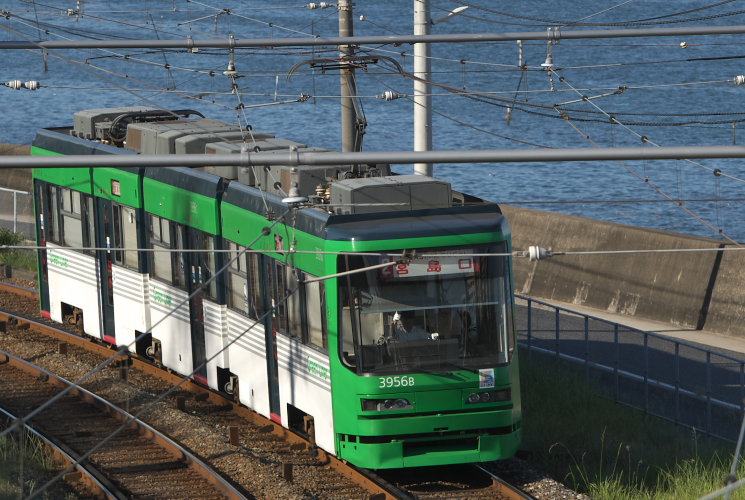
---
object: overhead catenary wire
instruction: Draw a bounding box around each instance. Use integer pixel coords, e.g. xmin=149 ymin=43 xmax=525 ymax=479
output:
xmin=555 ymin=72 xmax=745 ymax=187
xmin=551 ymin=74 xmax=742 ymax=246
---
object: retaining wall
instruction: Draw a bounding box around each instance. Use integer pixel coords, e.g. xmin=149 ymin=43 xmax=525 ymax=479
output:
xmin=501 ymin=205 xmax=737 ymax=333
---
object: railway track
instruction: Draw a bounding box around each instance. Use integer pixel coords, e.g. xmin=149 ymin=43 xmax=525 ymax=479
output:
xmin=0 ymin=350 xmax=243 ymax=499
xmin=375 ymin=463 xmax=536 ymax=499
xmin=0 ymin=279 xmax=536 ymax=500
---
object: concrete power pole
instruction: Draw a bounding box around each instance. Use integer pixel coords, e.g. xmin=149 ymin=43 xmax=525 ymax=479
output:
xmin=413 ymin=0 xmax=433 ymax=176
xmin=338 ymin=0 xmax=357 ymax=152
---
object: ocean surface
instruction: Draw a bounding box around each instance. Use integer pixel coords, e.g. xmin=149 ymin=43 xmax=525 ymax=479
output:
xmin=2 ymin=1 xmax=745 ymax=242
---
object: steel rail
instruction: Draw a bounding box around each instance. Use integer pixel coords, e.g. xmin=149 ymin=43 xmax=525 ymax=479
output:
xmin=0 ymin=283 xmax=398 ymax=499
xmin=0 ymin=404 xmax=120 ymax=499
xmin=6 ymin=145 xmax=745 ymax=169
xmin=0 ymin=280 xmax=38 ymax=299
xmin=1 ymin=25 xmax=745 ymax=50
xmin=474 ymin=464 xmax=538 ymax=500
xmin=0 ymin=349 xmax=247 ymax=499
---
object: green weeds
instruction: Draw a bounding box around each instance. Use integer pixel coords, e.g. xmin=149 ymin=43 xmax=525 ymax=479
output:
xmin=520 ymin=352 xmax=745 ymax=499
xmin=0 ymin=227 xmax=36 ymax=271
xmin=0 ymin=429 xmax=75 ymax=500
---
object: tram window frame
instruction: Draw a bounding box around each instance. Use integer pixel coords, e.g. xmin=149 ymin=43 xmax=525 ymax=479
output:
xmin=190 ymin=229 xmax=217 ymax=301
xmin=60 ymin=188 xmax=84 ymax=249
xmin=108 ymin=204 xmax=139 ymax=270
xmin=148 ymin=214 xmax=186 ymax=289
xmin=269 ymin=260 xmax=328 ymax=353
xmin=226 ymin=241 xmax=264 ymax=320
xmin=48 ymin=185 xmax=94 ymax=255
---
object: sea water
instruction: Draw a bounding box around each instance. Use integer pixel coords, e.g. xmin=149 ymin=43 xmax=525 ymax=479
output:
xmin=1 ymin=0 xmax=744 ymax=240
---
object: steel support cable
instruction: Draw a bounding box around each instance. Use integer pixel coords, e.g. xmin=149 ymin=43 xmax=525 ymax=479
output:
xmin=366 ymin=72 xmax=552 ymax=148
xmin=18 ymin=243 xmax=745 ymax=257
xmin=8 ymin=15 xmax=236 ymax=80
xmin=446 ymin=0 xmax=743 ymax=27
xmin=0 ymin=210 xmax=290 ymax=444
xmin=183 ymin=0 xmax=318 ymax=38
xmin=0 ymin=22 xmax=235 ymax=113
xmin=555 ymin=103 xmax=743 ymax=247
xmin=556 ymin=72 xmax=745 ymax=186
xmin=560 ymin=0 xmax=638 ymax=28
xmin=0 ymin=22 xmax=309 ymax=168
xmin=373 ymin=61 xmax=745 ymax=128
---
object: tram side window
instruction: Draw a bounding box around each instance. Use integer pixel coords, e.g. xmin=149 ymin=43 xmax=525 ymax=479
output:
xmin=270 ymin=261 xmax=327 ymax=352
xmin=48 ymin=186 xmax=94 ymax=254
xmin=61 ymin=188 xmax=83 ymax=249
xmin=306 ymin=279 xmax=327 ymax=350
xmin=109 ymin=204 xmax=139 ymax=269
xmin=121 ymin=206 xmax=139 ymax=268
xmin=149 ymin=215 xmax=185 ymax=288
xmin=48 ymin=186 xmax=59 ymax=243
xmin=191 ymin=230 xmax=217 ymax=300
xmin=226 ymin=241 xmax=264 ymax=319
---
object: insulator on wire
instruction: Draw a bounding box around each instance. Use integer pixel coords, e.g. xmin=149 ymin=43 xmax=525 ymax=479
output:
xmin=735 ymin=75 xmax=745 ymax=85
xmin=306 ymin=2 xmax=331 ymax=9
xmin=5 ymin=80 xmax=39 ymax=90
xmin=377 ymin=91 xmax=403 ymax=101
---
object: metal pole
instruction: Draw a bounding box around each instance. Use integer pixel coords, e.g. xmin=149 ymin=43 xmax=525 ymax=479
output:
xmin=414 ymin=0 xmax=433 ymax=176
xmin=338 ymin=0 xmax=356 ymax=153
xmin=12 ymin=192 xmax=17 ymax=233
xmin=675 ymin=342 xmax=680 ymax=425
xmin=554 ymin=307 xmax=560 ymax=364
xmin=614 ymin=324 xmax=619 ymax=402
xmin=526 ymin=299 xmax=532 ymax=359
xmin=583 ymin=316 xmax=589 ymax=382
xmin=5 ymin=25 xmax=745 ymax=50
xmin=13 ymin=145 xmax=745 ymax=168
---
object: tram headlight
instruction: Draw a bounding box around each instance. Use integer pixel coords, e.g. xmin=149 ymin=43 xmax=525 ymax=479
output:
xmin=361 ymin=398 xmax=413 ymax=412
xmin=465 ymin=389 xmax=511 ymax=404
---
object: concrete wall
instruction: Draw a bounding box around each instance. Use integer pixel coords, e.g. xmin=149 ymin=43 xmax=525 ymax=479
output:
xmin=702 ymin=247 xmax=745 ymax=336
xmin=501 ymin=206 xmax=725 ymax=331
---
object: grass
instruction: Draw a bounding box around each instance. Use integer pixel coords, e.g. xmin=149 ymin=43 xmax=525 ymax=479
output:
xmin=0 ymin=227 xmax=36 ymax=271
xmin=0 ymin=429 xmax=77 ymax=500
xmin=520 ymin=351 xmax=745 ymax=499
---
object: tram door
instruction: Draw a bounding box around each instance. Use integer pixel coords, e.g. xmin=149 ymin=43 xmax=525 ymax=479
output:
xmin=186 ymin=229 xmax=211 ymax=385
xmin=264 ymin=259 xmax=282 ymax=423
xmin=34 ymin=182 xmax=50 ymax=315
xmin=95 ymin=198 xmax=116 ymax=343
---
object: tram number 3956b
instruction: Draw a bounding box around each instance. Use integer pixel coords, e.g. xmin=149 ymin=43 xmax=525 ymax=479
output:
xmin=379 ymin=376 xmax=416 ymax=388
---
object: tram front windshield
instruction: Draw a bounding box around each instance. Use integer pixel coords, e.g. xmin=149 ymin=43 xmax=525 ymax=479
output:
xmin=338 ymin=244 xmax=514 ymax=374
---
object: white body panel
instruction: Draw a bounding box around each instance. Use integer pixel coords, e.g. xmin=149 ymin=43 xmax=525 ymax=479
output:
xmin=111 ymin=265 xmax=149 ymax=348
xmin=276 ymin=335 xmax=333 ymax=452
xmin=46 ymin=244 xmax=102 ymax=339
xmin=225 ymin=309 xmax=270 ymax=417
xmin=148 ymin=281 xmax=194 ymax=377
xmin=203 ymin=300 xmax=227 ymax=391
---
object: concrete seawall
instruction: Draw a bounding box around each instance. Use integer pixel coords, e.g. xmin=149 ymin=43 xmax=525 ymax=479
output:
xmin=501 ymin=205 xmax=740 ymax=336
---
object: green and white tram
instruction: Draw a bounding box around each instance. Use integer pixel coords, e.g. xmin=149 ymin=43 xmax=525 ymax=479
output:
xmin=32 ymin=108 xmax=521 ymax=469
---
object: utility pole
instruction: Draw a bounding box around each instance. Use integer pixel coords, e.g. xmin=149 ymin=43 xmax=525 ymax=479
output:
xmin=413 ymin=0 xmax=433 ymax=176
xmin=338 ymin=0 xmax=357 ymax=152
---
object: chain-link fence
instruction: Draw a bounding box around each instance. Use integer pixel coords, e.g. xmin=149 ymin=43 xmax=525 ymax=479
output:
xmin=516 ymin=295 xmax=745 ymax=442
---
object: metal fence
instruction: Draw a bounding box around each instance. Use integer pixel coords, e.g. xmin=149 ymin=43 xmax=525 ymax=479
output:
xmin=0 ymin=186 xmax=33 ymax=238
xmin=515 ymin=295 xmax=745 ymax=443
